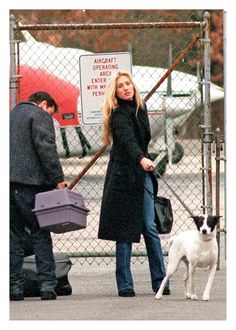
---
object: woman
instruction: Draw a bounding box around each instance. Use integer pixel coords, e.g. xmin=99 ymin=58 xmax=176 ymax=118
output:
xmin=98 ymin=70 xmax=170 ymax=297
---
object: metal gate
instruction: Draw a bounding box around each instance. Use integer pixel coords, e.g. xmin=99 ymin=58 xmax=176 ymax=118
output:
xmin=9 ymin=10 xmax=225 ymax=266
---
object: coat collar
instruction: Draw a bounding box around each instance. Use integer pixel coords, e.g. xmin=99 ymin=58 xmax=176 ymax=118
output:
xmin=117 ymin=97 xmax=137 ymax=110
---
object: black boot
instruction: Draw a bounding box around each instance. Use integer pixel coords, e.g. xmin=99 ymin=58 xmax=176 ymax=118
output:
xmin=119 ymin=288 xmax=135 ymax=297
xmin=40 ymin=289 xmax=57 ymax=300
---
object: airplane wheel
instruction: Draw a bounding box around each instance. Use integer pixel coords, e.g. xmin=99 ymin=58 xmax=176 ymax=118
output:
xmin=171 ymin=142 xmax=184 ymax=164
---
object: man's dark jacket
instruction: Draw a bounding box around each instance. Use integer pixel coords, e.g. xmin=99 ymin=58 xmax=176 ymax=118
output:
xmin=10 ymin=102 xmax=64 ymax=186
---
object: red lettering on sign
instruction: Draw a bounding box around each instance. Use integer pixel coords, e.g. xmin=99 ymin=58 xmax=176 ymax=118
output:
xmin=100 ymin=71 xmax=111 ymax=77
xmin=92 ymin=90 xmax=105 ymax=96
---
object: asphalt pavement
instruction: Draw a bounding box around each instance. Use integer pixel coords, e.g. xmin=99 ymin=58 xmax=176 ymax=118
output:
xmin=9 ymin=246 xmax=226 ymax=322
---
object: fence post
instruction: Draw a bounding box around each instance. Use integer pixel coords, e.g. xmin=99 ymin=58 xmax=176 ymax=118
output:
xmin=214 ymin=128 xmax=222 ymax=269
xmin=9 ymin=14 xmax=17 ymax=110
xmin=202 ymin=11 xmax=213 ymax=216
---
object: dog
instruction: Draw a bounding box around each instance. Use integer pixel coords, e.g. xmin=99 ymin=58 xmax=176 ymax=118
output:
xmin=155 ymin=215 xmax=220 ymax=301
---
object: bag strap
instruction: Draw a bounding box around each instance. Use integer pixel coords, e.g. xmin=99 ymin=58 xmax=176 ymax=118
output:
xmin=155 ymin=169 xmax=194 ymax=217
xmin=144 ymin=185 xmax=155 ymax=199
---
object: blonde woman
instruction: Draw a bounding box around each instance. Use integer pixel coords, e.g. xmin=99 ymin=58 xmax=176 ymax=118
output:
xmin=98 ymin=71 xmax=170 ymax=297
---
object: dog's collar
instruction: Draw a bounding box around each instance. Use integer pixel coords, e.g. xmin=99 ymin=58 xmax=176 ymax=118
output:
xmin=200 ymin=235 xmax=214 ymax=242
xmin=202 ymin=237 xmax=213 ymax=241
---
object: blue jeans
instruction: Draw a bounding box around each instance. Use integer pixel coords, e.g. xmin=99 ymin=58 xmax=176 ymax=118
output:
xmin=10 ymin=183 xmax=57 ymax=294
xmin=116 ymin=173 xmax=167 ymax=292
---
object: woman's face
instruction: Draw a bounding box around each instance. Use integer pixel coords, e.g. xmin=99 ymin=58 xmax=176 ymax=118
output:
xmin=116 ymin=75 xmax=134 ymax=101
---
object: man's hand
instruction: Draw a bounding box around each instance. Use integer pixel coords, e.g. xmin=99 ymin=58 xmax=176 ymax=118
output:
xmin=56 ymin=181 xmax=67 ymax=189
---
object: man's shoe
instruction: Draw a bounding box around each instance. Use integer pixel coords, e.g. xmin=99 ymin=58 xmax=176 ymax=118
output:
xmin=119 ymin=288 xmax=135 ymax=297
xmin=10 ymin=292 xmax=24 ymax=301
xmin=40 ymin=290 xmax=57 ymax=300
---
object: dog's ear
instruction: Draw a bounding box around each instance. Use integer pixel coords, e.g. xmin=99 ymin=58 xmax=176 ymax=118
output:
xmin=190 ymin=216 xmax=200 ymax=225
xmin=212 ymin=215 xmax=222 ymax=225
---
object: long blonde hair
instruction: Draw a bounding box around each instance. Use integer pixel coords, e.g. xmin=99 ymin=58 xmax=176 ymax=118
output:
xmin=102 ymin=70 xmax=144 ymax=146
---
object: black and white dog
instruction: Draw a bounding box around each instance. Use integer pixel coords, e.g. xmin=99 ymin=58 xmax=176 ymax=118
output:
xmin=155 ymin=215 xmax=220 ymax=301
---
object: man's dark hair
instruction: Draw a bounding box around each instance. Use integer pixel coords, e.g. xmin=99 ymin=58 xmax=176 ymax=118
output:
xmin=28 ymin=91 xmax=58 ymax=113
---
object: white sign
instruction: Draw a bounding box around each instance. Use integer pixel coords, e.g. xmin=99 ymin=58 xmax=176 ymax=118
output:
xmin=79 ymin=52 xmax=132 ymax=125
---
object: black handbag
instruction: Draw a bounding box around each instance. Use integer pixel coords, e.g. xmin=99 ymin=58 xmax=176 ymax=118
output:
xmin=22 ymin=229 xmax=72 ymax=296
xmin=144 ymin=184 xmax=174 ymax=234
xmin=154 ymin=196 xmax=174 ymax=234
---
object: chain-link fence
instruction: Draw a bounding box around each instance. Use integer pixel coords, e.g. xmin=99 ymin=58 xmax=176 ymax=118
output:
xmin=9 ymin=10 xmax=225 ymax=266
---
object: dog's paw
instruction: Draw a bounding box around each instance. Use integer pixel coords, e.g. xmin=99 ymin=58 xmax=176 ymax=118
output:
xmin=190 ymin=294 xmax=198 ymax=300
xmin=185 ymin=293 xmax=191 ymax=299
xmin=202 ymin=294 xmax=210 ymax=301
xmin=155 ymin=293 xmax=162 ymax=300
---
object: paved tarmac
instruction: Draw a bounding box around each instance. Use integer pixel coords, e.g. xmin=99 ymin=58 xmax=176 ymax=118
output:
xmin=10 ymin=249 xmax=226 ymax=322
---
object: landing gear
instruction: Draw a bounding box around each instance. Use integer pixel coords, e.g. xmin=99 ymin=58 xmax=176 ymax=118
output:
xmin=60 ymin=127 xmax=91 ymax=158
xmin=150 ymin=142 xmax=184 ymax=177
xmin=171 ymin=142 xmax=184 ymax=164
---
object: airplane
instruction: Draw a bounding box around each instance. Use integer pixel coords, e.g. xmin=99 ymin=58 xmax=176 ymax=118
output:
xmin=12 ymin=28 xmax=224 ymax=173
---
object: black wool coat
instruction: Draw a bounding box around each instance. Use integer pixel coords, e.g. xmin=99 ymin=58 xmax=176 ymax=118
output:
xmin=98 ymin=98 xmax=157 ymax=243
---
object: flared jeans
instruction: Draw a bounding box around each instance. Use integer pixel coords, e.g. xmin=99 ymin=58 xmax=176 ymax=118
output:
xmin=115 ymin=173 xmax=167 ymax=292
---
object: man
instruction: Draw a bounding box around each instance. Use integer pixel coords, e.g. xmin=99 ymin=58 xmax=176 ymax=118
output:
xmin=10 ymin=91 xmax=66 ymax=301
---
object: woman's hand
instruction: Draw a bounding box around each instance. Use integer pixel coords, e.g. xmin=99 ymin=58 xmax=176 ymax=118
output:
xmin=140 ymin=157 xmax=155 ymax=172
